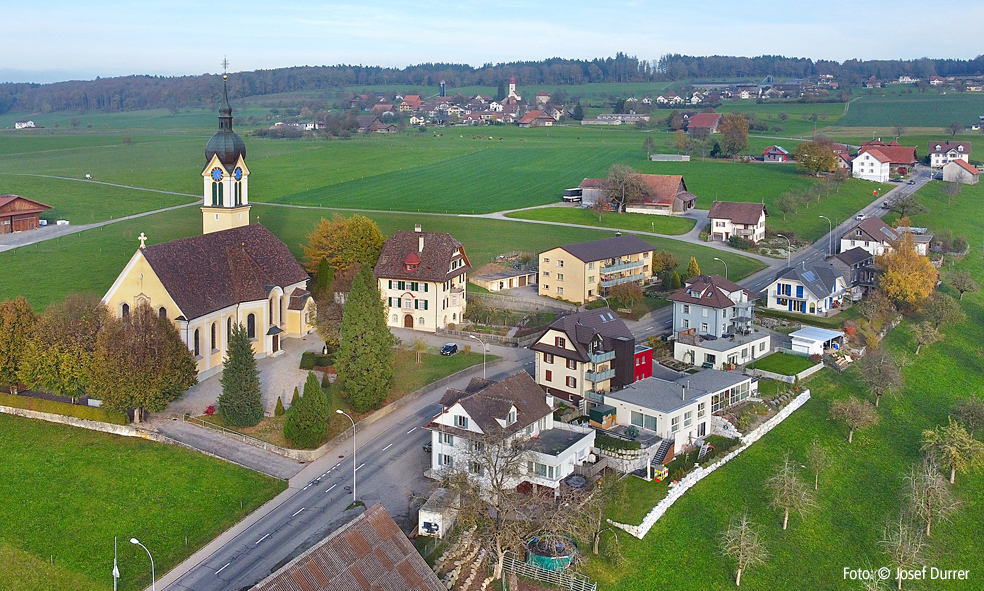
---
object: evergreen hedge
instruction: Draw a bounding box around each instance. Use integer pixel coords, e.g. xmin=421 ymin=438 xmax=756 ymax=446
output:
xmin=0 ymin=392 xmax=129 ymax=425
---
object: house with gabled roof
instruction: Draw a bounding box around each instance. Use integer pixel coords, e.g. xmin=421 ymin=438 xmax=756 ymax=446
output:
xmin=852 ymin=148 xmax=891 ymax=182
xmin=943 ymin=159 xmax=980 ymax=185
xmin=763 ymin=145 xmax=788 ymax=162
xmin=517 ymin=109 xmax=554 ymax=127
xmin=251 ymin=504 xmax=445 ymax=591
xmin=929 ymin=141 xmax=971 ymax=168
xmin=374 ymin=224 xmax=470 ymax=332
xmin=858 ymin=140 xmax=917 ymax=175
xmin=686 ymin=112 xmax=722 ymax=134
xmin=839 ymin=217 xmax=900 ymax=256
xmin=828 ymin=247 xmax=877 ymax=299
xmin=530 ymin=307 xmax=651 ymax=409
xmin=538 ymin=233 xmax=656 ymax=304
xmin=765 ymin=262 xmax=847 ymax=315
xmin=425 ymin=371 xmax=595 ymax=493
xmin=707 ymin=201 xmax=768 ymax=243
xmin=0 ymin=195 xmax=52 ymax=234
xmin=399 ymin=95 xmax=423 ymax=111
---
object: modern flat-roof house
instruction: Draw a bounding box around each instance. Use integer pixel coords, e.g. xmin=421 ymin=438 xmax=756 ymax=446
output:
xmin=601 ymin=369 xmax=757 ymax=457
xmin=374 ymin=225 xmax=470 ymax=332
xmin=538 ymin=234 xmax=655 ymax=304
xmin=668 ymin=274 xmax=770 ymax=369
xmin=789 ymin=327 xmax=844 ymax=356
xmin=0 ymin=195 xmax=52 ymax=234
xmin=707 ymin=201 xmax=768 ymax=243
xmin=928 ymin=141 xmax=971 ymax=168
xmin=942 ymin=159 xmax=980 ymax=185
xmin=468 ymin=267 xmax=537 ymax=292
xmin=531 ymin=307 xmax=650 ymax=410
xmin=424 ymin=372 xmax=595 ymax=494
xmin=765 ymin=263 xmax=847 ymax=316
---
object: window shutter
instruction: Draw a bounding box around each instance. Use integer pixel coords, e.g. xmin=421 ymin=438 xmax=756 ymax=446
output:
xmin=388 ymin=297 xmax=393 ymax=307
xmin=423 ymin=300 xmax=428 ymax=310
xmin=424 ymin=283 xmax=428 ymax=292
xmin=388 ymin=280 xmax=393 ymax=289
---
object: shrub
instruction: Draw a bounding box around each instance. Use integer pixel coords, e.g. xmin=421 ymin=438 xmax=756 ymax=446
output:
xmin=0 ymin=392 xmax=129 ymax=425
xmin=300 ymin=352 xmax=316 ymax=370
xmin=283 ymin=372 xmax=331 ymax=449
xmin=290 ymin=386 xmax=299 ymax=407
xmin=810 ymin=354 xmax=822 ymax=364
xmin=274 ymin=396 xmax=285 ymax=416
xmin=595 ymin=432 xmax=642 ymax=452
xmin=728 ymin=235 xmax=755 ymax=251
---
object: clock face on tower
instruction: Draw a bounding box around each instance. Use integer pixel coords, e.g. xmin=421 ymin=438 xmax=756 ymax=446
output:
xmin=234 ymin=167 xmax=242 ymax=181
xmin=211 ymin=168 xmax=223 ymax=182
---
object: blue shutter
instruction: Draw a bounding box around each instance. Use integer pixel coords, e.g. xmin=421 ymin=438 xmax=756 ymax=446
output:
xmin=796 ymin=286 xmax=803 ymax=298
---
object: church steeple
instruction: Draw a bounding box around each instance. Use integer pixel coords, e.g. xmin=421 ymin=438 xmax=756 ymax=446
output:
xmin=202 ymin=62 xmax=250 ymax=235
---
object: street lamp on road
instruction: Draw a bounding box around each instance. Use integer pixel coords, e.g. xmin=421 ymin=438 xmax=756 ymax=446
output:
xmin=818 ymin=215 xmax=832 ymax=255
xmin=335 ymin=410 xmax=356 ymax=502
xmin=468 ymin=334 xmax=487 ymax=379
xmin=713 ymin=257 xmax=728 ymax=280
xmin=776 ymin=234 xmax=792 ymax=267
xmin=129 ymin=538 xmax=155 ymax=591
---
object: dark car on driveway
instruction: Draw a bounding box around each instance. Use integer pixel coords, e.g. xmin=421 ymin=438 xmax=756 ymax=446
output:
xmin=441 ymin=343 xmax=458 ymax=356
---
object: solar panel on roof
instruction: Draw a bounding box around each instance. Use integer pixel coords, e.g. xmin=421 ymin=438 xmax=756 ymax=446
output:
xmin=802 ymin=271 xmax=818 ymax=282
xmin=880 ymin=227 xmax=897 ymax=239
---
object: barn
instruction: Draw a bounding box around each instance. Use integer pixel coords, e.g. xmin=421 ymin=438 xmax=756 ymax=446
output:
xmin=0 ymin=195 xmax=53 ymax=234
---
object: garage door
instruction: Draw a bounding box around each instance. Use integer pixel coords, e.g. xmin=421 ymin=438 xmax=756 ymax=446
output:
xmin=12 ymin=215 xmax=37 ymax=232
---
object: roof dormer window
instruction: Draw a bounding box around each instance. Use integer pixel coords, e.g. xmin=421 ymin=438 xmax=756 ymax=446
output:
xmin=404 ymin=252 xmax=421 ymax=273
xmin=508 ymin=409 xmax=517 ymax=425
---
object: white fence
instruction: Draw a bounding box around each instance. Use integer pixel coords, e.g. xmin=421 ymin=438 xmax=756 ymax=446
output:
xmin=746 ymin=361 xmax=825 ymax=384
xmin=609 ymin=390 xmax=812 ymax=539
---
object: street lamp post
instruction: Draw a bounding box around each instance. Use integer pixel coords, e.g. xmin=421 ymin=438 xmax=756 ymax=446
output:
xmin=776 ymin=234 xmax=792 ymax=267
xmin=468 ymin=334 xmax=487 ymax=379
xmin=713 ymin=257 xmax=728 ymax=280
xmin=336 ymin=410 xmax=356 ymax=502
xmin=129 ymin=538 xmax=156 ymax=591
xmin=818 ymin=215 xmax=832 ymax=255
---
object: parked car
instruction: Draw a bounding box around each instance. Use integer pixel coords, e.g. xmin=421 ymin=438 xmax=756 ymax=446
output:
xmin=890 ymin=177 xmax=904 ymax=182
xmin=423 ymin=441 xmax=432 ymax=453
xmin=855 ymin=213 xmax=866 ymax=220
xmin=441 ymin=343 xmax=459 ymax=356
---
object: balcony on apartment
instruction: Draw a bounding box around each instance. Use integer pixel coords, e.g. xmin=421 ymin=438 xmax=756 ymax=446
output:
xmin=588 ymin=349 xmax=616 ymax=364
xmin=600 ymin=273 xmax=645 ymax=288
xmin=584 ymin=389 xmax=605 ymax=404
xmin=585 ymin=368 xmax=616 ymax=383
xmin=601 ymin=258 xmax=644 ymax=274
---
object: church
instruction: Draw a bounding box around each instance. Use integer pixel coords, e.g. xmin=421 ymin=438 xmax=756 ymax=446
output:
xmin=102 ymin=77 xmax=315 ymax=379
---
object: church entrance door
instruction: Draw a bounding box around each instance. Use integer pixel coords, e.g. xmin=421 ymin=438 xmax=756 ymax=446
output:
xmin=404 ymin=314 xmax=413 ymax=328
xmin=273 ymin=335 xmax=280 ymax=353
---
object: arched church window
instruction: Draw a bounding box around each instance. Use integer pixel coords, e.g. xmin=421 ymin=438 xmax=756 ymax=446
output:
xmin=121 ymin=303 xmax=130 ymax=318
xmin=235 ymin=182 xmax=242 ymax=206
xmin=194 ymin=329 xmax=200 ymax=357
xmin=247 ymin=313 xmax=256 ymax=339
xmin=158 ymin=307 xmax=167 ymax=319
xmin=211 ymin=323 xmax=217 ymax=350
xmin=211 ymin=182 xmax=219 ymax=206
xmin=227 ymin=318 xmax=232 ymax=341
xmin=218 ymin=182 xmax=224 ymax=205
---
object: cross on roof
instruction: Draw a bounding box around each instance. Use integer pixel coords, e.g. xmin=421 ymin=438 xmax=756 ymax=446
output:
xmin=138 ymin=232 xmax=147 ymax=249
xmin=221 ymin=56 xmax=229 ymax=75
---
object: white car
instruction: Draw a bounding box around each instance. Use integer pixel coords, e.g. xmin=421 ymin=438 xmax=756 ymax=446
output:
xmin=855 ymin=213 xmax=866 ymax=221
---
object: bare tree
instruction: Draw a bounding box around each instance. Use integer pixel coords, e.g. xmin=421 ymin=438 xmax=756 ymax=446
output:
xmin=857 ymin=350 xmax=903 ymax=407
xmin=766 ymin=453 xmax=816 ymax=530
xmin=880 ymin=514 xmax=927 ymax=590
xmin=857 ymin=290 xmax=896 ymax=330
xmin=830 ymin=396 xmax=880 ymax=443
xmin=643 ymin=135 xmax=656 ymax=157
xmin=806 ymin=440 xmax=831 ymax=491
xmin=552 ymin=471 xmax=626 ymax=561
xmin=885 ymin=194 xmax=926 ymax=218
xmin=942 ymin=181 xmax=962 ymax=204
xmin=946 ymin=271 xmax=978 ymax=301
xmin=603 ymin=164 xmax=646 ymax=212
xmin=412 ymin=337 xmax=427 ymax=364
xmin=951 ymin=396 xmax=984 ymax=438
xmin=923 ymin=293 xmax=966 ymax=330
xmin=904 ymin=460 xmax=960 ymax=537
xmin=719 ymin=511 xmax=768 ymax=587
xmin=948 ymin=120 xmax=962 ymax=138
xmin=910 ymin=321 xmax=941 ymax=355
xmin=893 ymin=123 xmax=906 ymax=138
xmin=921 ymin=418 xmax=984 ymax=484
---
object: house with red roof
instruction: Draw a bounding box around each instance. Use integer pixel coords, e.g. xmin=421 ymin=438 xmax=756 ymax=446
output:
xmin=399 ymin=95 xmax=423 ymax=112
xmin=852 ymin=148 xmax=892 ymax=182
xmin=517 ymin=109 xmax=554 ymax=128
xmin=858 ymin=139 xmax=917 ymax=175
xmin=763 ymin=145 xmax=788 ymax=162
xmin=578 ymin=174 xmax=697 ymax=215
xmin=943 ymin=159 xmax=980 ymax=185
xmin=686 ymin=112 xmax=722 ymax=135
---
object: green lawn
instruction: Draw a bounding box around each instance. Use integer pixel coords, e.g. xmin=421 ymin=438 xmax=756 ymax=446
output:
xmin=838 ymin=90 xmax=984 ymax=128
xmin=747 ymin=351 xmax=816 ymax=375
xmin=504 ymin=206 xmax=695 ymax=235
xmin=0 ymin=414 xmax=286 ymax=591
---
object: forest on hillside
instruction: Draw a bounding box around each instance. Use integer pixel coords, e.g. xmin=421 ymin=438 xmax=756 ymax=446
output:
xmin=2 ymin=53 xmax=982 ymax=116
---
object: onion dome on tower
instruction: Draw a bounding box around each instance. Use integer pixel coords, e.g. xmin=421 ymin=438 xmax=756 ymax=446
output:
xmin=205 ymin=75 xmax=246 ymax=168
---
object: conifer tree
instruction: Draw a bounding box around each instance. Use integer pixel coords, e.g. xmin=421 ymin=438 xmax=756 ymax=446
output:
xmin=336 ymin=265 xmax=394 ymax=412
xmin=685 ymin=256 xmax=700 ymax=279
xmin=315 ymin=257 xmax=334 ymax=297
xmin=291 ymin=386 xmax=299 ymax=406
xmin=218 ymin=323 xmax=264 ymax=427
xmin=284 ymin=371 xmax=331 ymax=448
xmin=274 ymin=396 xmax=285 ymax=416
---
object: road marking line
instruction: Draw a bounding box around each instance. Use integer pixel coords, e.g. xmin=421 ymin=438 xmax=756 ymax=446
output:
xmin=333 ymin=462 xmax=341 ymax=469
xmin=216 ymin=562 xmax=231 ymax=575
xmin=356 ymin=463 xmax=366 ymax=471
xmin=383 ymin=443 xmax=392 ymax=451
xmin=325 ymin=484 xmax=337 ymax=493
xmin=406 ymin=427 xmax=416 ymax=434
xmin=255 ymin=534 xmax=269 ymax=545
xmin=302 ymin=485 xmax=310 ymax=490
xmin=292 ymin=508 xmax=305 ymax=517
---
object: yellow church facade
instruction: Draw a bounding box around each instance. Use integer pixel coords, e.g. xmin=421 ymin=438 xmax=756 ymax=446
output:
xmin=101 ymin=76 xmax=315 ymax=379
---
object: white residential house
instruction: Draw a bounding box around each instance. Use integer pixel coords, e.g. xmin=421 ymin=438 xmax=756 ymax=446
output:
xmin=707 ymin=201 xmax=768 ymax=243
xmin=667 ymin=274 xmax=770 ymax=369
xmin=838 ymin=217 xmax=900 ymax=256
xmin=14 ymin=120 xmax=36 ymax=129
xmin=765 ymin=263 xmax=847 ymax=315
xmin=928 ymin=141 xmax=971 ymax=168
xmin=374 ymin=225 xmax=469 ymax=332
xmin=425 ymin=372 xmax=596 ymax=494
xmin=852 ymin=148 xmax=891 ymax=182
xmin=600 ymin=369 xmax=757 ymax=457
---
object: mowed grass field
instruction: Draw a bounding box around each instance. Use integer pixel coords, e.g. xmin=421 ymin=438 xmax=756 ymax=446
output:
xmin=0 ymin=414 xmax=286 ymax=591
xmin=583 ymin=175 xmax=984 ymax=591
xmin=504 ymin=206 xmax=696 ymax=235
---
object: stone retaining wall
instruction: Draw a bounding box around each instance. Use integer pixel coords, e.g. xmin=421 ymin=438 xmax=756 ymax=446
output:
xmin=747 ymin=361 xmax=824 ymax=384
xmin=609 ymin=389 xmax=812 ymax=539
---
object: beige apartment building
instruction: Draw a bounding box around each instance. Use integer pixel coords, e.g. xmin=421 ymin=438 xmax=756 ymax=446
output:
xmin=538 ymin=234 xmax=655 ymax=304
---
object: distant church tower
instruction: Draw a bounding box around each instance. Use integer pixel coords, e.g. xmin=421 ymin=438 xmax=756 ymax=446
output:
xmin=507 ymin=76 xmax=521 ymax=101
xmin=201 ymin=75 xmax=250 ymax=235
xmin=440 ymin=80 xmax=446 ymax=97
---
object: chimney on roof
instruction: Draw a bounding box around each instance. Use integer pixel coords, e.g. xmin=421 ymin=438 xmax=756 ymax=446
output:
xmin=415 ymin=224 xmax=424 ymax=252
xmin=414 ymin=224 xmax=422 ymax=232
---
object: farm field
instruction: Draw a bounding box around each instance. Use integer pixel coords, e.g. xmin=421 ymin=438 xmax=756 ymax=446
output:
xmin=837 ymin=90 xmax=984 ymax=128
xmin=0 ymin=414 xmax=286 ymax=591
xmin=504 ymin=206 xmax=695 ymax=235
xmin=583 ymin=165 xmax=984 ymax=591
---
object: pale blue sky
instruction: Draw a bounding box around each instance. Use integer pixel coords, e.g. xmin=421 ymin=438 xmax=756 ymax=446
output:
xmin=1 ymin=1 xmax=981 ymax=83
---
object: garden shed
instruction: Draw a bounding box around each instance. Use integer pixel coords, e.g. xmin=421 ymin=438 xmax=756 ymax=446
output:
xmin=789 ymin=327 xmax=843 ymax=356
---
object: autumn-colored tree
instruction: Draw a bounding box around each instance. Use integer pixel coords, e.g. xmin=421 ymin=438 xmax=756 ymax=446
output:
xmin=651 ymin=251 xmax=678 ymax=275
xmin=718 ymin=113 xmax=749 ymax=156
xmin=18 ymin=293 xmax=110 ymax=402
xmin=921 ymin=418 xmax=984 ymax=484
xmin=302 ymin=214 xmax=385 ymax=275
xmin=0 ymin=297 xmax=37 ymax=388
xmin=90 ymin=302 xmax=197 ymax=423
xmin=684 ymin=256 xmax=700 ymax=280
xmin=877 ymin=233 xmax=938 ymax=313
xmin=793 ymin=139 xmax=838 ymax=176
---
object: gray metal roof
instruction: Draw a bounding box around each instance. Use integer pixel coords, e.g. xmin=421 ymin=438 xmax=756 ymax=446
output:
xmin=773 ymin=262 xmax=845 ymax=300
xmin=556 ymin=234 xmax=653 ymax=263
xmin=605 ymin=369 xmax=750 ymax=414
